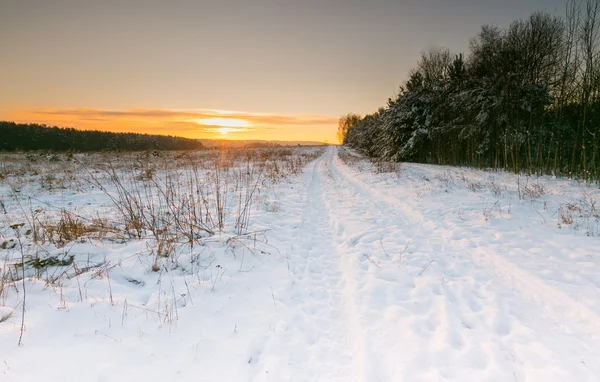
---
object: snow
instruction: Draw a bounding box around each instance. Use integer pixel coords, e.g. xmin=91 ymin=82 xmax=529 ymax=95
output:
xmin=1 ymin=146 xmax=600 ymax=381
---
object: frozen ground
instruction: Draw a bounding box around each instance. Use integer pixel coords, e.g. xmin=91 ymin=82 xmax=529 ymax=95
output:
xmin=1 ymin=146 xmax=600 ymax=381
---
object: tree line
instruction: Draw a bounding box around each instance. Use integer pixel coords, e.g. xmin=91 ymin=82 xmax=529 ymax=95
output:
xmin=0 ymin=121 xmax=204 ymax=152
xmin=341 ymin=0 xmax=600 ymax=181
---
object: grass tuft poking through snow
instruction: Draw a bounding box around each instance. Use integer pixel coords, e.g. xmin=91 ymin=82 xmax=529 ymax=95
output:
xmin=0 ymin=147 xmax=322 ymax=343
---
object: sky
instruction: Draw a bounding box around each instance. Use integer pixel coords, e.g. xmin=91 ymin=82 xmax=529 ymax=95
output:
xmin=0 ymin=0 xmax=565 ymax=143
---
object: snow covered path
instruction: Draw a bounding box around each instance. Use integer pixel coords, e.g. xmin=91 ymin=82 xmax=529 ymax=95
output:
xmin=2 ymin=146 xmax=600 ymax=381
xmin=262 ymin=146 xmax=600 ymax=381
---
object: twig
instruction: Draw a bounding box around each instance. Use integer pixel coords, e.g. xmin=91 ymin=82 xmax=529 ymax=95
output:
xmin=380 ymin=240 xmax=390 ymax=258
xmin=534 ymin=208 xmax=547 ymax=225
xmin=400 ymin=241 xmax=411 ymax=263
xmin=94 ymin=330 xmax=119 ymax=342
xmin=127 ymin=303 xmax=167 ymax=317
xmin=211 ymin=266 xmax=225 ymax=292
xmin=11 ymin=224 xmax=26 ymax=346
xmin=105 ymin=257 xmax=114 ymax=305
xmin=121 ymin=299 xmax=128 ymax=326
xmin=362 ymin=253 xmax=380 ymax=267
xmin=270 ymin=286 xmax=277 ymax=308
xmin=419 ymin=260 xmax=434 ymax=276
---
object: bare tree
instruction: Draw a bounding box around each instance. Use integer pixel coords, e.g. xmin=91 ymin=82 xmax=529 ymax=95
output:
xmin=337 ymin=113 xmax=362 ymax=144
xmin=418 ymin=48 xmax=452 ymax=87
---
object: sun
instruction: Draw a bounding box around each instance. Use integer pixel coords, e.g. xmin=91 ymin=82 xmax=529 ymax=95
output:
xmin=194 ymin=117 xmax=252 ymax=137
xmin=218 ymin=127 xmax=234 ymax=135
xmin=196 ymin=117 xmax=250 ymax=128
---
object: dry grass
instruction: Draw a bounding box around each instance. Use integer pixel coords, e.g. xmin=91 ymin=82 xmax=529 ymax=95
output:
xmin=557 ymin=193 xmax=599 ymax=236
xmin=338 ymin=147 xmax=402 ymax=176
xmin=517 ymin=176 xmax=546 ymax=200
xmin=372 ymin=159 xmax=402 ymax=175
xmin=2 ymin=147 xmax=328 ymax=342
xmin=0 ymin=146 xmax=324 ymax=280
xmin=0 ymin=308 xmax=13 ymax=323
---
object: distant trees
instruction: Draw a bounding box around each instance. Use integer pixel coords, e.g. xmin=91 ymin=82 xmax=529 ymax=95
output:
xmin=337 ymin=113 xmax=362 ymax=144
xmin=344 ymin=0 xmax=600 ymax=181
xmin=0 ymin=121 xmax=204 ymax=152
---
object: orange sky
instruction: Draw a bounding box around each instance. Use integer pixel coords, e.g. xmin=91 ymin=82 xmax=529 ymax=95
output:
xmin=3 ymin=108 xmax=340 ymax=143
xmin=0 ymin=1 xmax=559 ymax=144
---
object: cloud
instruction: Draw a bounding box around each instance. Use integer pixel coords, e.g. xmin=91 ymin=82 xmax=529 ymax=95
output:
xmin=24 ymin=108 xmax=338 ymax=128
xmin=6 ymin=107 xmax=338 ymax=142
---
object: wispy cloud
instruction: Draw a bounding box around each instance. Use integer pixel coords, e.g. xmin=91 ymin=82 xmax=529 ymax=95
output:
xmin=6 ymin=107 xmax=338 ymax=142
xmin=24 ymin=108 xmax=338 ymax=127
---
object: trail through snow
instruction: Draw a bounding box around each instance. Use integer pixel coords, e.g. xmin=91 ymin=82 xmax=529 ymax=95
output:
xmin=259 ymin=147 xmax=600 ymax=381
xmin=2 ymin=146 xmax=600 ymax=381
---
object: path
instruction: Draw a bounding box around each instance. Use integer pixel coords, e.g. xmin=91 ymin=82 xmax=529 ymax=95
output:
xmin=258 ymin=146 xmax=600 ymax=381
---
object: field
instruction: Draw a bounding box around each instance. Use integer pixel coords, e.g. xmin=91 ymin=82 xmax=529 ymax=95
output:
xmin=1 ymin=146 xmax=600 ymax=381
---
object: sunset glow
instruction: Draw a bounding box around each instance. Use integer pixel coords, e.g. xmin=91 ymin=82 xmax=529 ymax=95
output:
xmin=1 ymin=0 xmax=552 ymax=144
xmin=217 ymin=127 xmax=234 ymax=135
xmin=196 ymin=117 xmax=251 ymax=128
xmin=3 ymin=108 xmax=339 ymax=142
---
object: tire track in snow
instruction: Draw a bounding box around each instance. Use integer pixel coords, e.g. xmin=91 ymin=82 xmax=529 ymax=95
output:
xmin=311 ymin=148 xmax=369 ymax=380
xmin=260 ymin=146 xmax=600 ymax=380
xmin=332 ymin=148 xmax=600 ymax=341
xmin=476 ymin=247 xmax=600 ymax=339
xmin=302 ymin=149 xmax=367 ymax=380
xmin=318 ymin=147 xmax=442 ymax=381
xmin=289 ymin=146 xmax=420 ymax=381
xmin=329 ymin=147 xmax=600 ymax=379
xmin=255 ymin=150 xmax=361 ymax=381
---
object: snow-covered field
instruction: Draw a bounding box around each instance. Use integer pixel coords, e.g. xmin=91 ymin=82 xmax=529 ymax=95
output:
xmin=1 ymin=146 xmax=600 ymax=381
